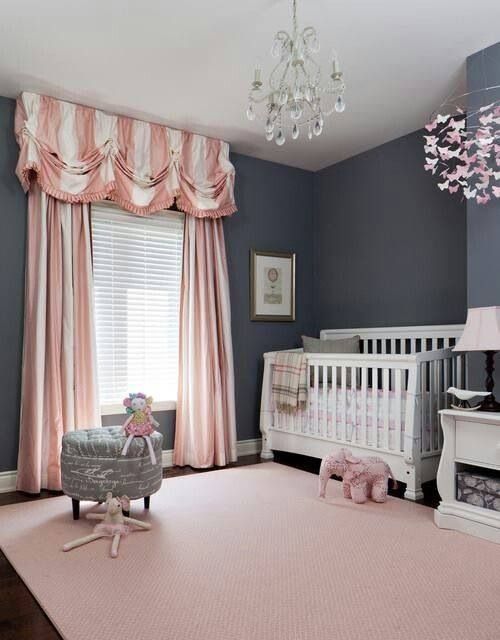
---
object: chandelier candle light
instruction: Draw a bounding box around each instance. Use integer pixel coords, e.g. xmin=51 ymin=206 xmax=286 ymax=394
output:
xmin=246 ymin=0 xmax=346 ymax=145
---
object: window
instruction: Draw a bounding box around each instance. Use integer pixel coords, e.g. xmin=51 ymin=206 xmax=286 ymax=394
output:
xmin=91 ymin=203 xmax=184 ymax=413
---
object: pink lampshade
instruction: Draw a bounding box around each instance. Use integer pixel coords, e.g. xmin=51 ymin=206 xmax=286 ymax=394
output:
xmin=454 ymin=306 xmax=500 ymax=352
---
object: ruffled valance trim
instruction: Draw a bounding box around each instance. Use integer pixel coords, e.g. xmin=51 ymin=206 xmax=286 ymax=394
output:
xmin=15 ymin=92 xmax=237 ymax=219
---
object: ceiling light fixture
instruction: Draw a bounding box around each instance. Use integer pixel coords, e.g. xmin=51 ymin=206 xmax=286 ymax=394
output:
xmin=245 ymin=0 xmax=346 ymax=145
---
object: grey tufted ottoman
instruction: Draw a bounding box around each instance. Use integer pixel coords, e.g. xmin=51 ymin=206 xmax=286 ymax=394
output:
xmin=61 ymin=426 xmax=163 ymax=519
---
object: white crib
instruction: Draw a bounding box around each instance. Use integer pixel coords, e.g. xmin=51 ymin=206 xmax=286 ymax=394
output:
xmin=260 ymin=325 xmax=465 ymax=500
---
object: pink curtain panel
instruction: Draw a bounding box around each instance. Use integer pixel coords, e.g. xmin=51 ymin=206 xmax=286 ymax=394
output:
xmin=17 ymin=184 xmax=101 ymax=493
xmin=174 ymin=216 xmax=237 ymax=468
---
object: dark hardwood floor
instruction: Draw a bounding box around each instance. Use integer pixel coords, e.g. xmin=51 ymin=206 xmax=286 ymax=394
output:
xmin=0 ymin=452 xmax=438 ymax=639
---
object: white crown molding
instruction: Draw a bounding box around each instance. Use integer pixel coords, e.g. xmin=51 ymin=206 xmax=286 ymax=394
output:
xmin=0 ymin=438 xmax=262 ymax=494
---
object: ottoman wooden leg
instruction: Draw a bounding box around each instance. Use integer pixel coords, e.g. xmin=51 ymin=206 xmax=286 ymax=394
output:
xmin=72 ymin=499 xmax=80 ymax=520
xmin=144 ymin=496 xmax=150 ymax=510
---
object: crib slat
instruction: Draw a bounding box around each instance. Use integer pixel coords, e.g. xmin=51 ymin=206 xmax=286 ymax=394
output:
xmin=381 ymin=339 xmax=386 ymax=354
xmin=341 ymin=366 xmax=347 ymax=441
xmin=421 ymin=363 xmax=428 ymax=452
xmin=444 ymin=338 xmax=450 ymax=349
xmin=436 ymin=359 xmax=443 ymax=450
xmin=429 ymin=360 xmax=435 ymax=451
xmin=390 ymin=338 xmax=396 ymax=354
xmin=410 ymin=338 xmax=416 ymax=353
xmin=395 ymin=368 xmax=403 ymax=452
xmin=313 ymin=365 xmax=319 ymax=435
xmin=321 ymin=365 xmax=327 ymax=437
xmin=372 ymin=368 xmax=378 ymax=447
xmin=332 ymin=366 xmax=337 ymax=439
xmin=382 ymin=368 xmax=390 ymax=450
xmin=432 ymin=338 xmax=438 ymax=351
xmin=361 ymin=367 xmax=368 ymax=445
xmin=350 ymin=366 xmax=356 ymax=442
xmin=457 ymin=355 xmax=463 ymax=390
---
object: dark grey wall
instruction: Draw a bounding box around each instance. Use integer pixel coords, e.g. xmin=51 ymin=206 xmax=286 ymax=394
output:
xmin=0 ymin=96 xmax=26 ymax=472
xmin=466 ymin=42 xmax=500 ymax=386
xmin=226 ymin=153 xmax=315 ymax=441
xmin=313 ymin=129 xmax=467 ymax=330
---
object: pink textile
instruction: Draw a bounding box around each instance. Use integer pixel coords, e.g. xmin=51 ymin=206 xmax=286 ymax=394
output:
xmin=174 ymin=216 xmax=237 ymax=468
xmin=17 ymin=184 xmax=101 ymax=494
xmin=15 ymin=92 xmax=236 ymax=218
xmin=1 ymin=463 xmax=499 ymax=640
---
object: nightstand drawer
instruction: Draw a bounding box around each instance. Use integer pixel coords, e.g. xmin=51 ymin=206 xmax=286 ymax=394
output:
xmin=456 ymin=420 xmax=500 ymax=468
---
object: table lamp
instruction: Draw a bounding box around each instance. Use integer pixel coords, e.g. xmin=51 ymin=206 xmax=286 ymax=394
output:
xmin=453 ymin=306 xmax=500 ymax=412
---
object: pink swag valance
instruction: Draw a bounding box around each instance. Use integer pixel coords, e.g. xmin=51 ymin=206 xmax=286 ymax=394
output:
xmin=15 ymin=92 xmax=237 ymax=218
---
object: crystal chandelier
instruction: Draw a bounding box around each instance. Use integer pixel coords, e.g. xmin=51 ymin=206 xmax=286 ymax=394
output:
xmin=245 ymin=0 xmax=346 ymax=145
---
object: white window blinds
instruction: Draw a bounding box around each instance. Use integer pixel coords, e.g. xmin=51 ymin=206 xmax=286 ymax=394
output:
xmin=91 ymin=203 xmax=184 ymax=409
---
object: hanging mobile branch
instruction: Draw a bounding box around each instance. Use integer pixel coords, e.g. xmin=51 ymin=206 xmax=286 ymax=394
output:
xmin=424 ymin=86 xmax=500 ymax=205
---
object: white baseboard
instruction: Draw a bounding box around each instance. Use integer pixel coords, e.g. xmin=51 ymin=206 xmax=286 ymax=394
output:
xmin=0 ymin=470 xmax=17 ymax=494
xmin=0 ymin=438 xmax=262 ymax=493
xmin=236 ymin=438 xmax=262 ymax=457
xmin=161 ymin=438 xmax=262 ymax=468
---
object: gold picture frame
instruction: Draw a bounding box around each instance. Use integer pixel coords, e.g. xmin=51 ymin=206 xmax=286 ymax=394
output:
xmin=250 ymin=249 xmax=296 ymax=322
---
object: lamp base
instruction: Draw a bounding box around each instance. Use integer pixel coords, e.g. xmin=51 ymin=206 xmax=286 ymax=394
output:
xmin=479 ymin=395 xmax=500 ymax=412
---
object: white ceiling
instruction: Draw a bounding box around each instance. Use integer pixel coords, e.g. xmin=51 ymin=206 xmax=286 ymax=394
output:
xmin=0 ymin=0 xmax=498 ymax=171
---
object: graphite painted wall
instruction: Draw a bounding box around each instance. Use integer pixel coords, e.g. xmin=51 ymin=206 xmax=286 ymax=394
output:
xmin=466 ymin=42 xmax=500 ymax=387
xmin=225 ymin=153 xmax=315 ymax=441
xmin=313 ymin=129 xmax=467 ymax=330
xmin=0 ymin=96 xmax=26 ymax=472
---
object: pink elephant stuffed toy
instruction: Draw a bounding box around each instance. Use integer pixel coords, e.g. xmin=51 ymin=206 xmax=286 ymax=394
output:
xmin=319 ymin=448 xmax=397 ymax=503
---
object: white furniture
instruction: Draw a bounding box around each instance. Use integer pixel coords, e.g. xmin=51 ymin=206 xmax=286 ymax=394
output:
xmin=260 ymin=324 xmax=464 ymax=500
xmin=435 ymin=409 xmax=500 ymax=544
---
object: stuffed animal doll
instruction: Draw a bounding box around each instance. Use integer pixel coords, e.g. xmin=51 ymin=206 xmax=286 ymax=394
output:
xmin=63 ymin=492 xmax=151 ymax=558
xmin=121 ymin=392 xmax=160 ymax=464
xmin=319 ymin=447 xmax=397 ymax=504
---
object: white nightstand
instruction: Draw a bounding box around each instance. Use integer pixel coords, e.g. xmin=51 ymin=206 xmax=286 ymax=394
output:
xmin=435 ymin=409 xmax=500 ymax=544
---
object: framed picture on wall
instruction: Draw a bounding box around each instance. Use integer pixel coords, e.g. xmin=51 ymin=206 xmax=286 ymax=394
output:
xmin=250 ymin=250 xmax=295 ymax=321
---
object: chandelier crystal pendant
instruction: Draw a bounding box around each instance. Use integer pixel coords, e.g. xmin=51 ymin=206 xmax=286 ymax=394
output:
xmin=246 ymin=0 xmax=346 ymax=145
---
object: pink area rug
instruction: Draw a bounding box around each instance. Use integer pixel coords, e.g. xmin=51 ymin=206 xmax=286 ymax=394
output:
xmin=0 ymin=462 xmax=499 ymax=640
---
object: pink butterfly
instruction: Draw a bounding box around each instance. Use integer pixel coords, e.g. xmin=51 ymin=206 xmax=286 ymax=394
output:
xmin=449 ymin=118 xmax=465 ymax=130
xmin=438 ymin=180 xmax=449 ymax=191
xmin=424 ymin=135 xmax=438 ymax=145
xmin=424 ymin=145 xmax=437 ymax=155
xmin=477 ymin=194 xmax=491 ymax=205
xmin=425 ymin=157 xmax=439 ymax=167
xmin=446 ymin=130 xmax=462 ymax=144
xmin=438 ymin=146 xmax=451 ymax=159
xmin=448 ymin=184 xmax=460 ymax=194
xmin=437 ymin=113 xmax=450 ymax=123
xmin=464 ymin=187 xmax=477 ymax=199
xmin=425 ymin=119 xmax=438 ymax=132
xmin=479 ymin=112 xmax=494 ymax=126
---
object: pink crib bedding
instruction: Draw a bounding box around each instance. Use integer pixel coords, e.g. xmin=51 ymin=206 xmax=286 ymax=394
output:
xmin=274 ymin=387 xmax=443 ymax=451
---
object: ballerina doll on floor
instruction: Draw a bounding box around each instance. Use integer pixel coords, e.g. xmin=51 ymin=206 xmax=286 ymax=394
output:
xmin=62 ymin=492 xmax=151 ymax=558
